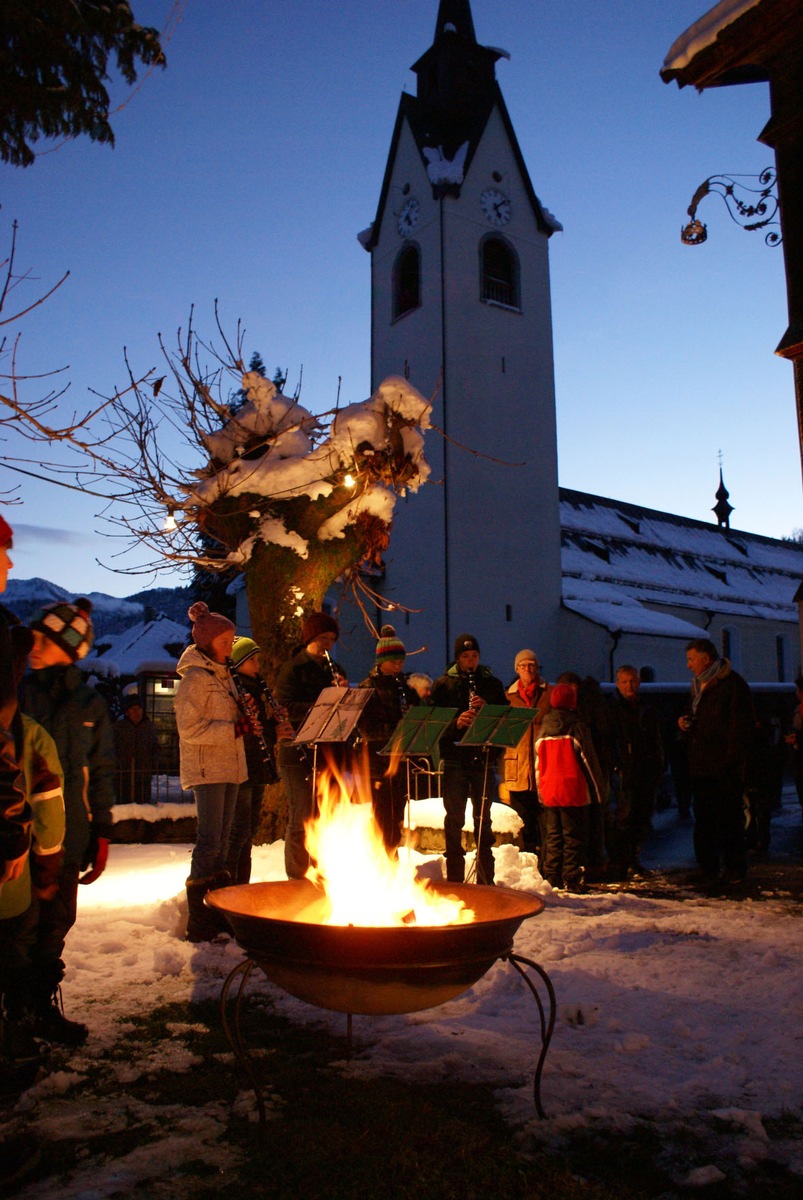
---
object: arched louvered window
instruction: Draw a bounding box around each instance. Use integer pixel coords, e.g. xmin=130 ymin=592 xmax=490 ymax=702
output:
xmin=480 ymin=236 xmax=520 ymax=309
xmin=393 ymin=244 xmax=421 ymax=320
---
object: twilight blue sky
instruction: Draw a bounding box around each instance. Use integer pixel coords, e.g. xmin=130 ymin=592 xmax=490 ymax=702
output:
xmin=1 ymin=0 xmax=799 ymax=596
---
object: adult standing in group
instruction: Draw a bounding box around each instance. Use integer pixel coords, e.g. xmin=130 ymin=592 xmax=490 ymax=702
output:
xmin=784 ymin=674 xmax=803 ymax=817
xmin=358 ymin=625 xmax=419 ymax=851
xmin=112 ymin=692 xmax=160 ymax=805
xmin=20 ymin=598 xmax=114 ymax=1045
xmin=226 ymin=637 xmax=293 ymax=885
xmin=275 ymin=612 xmax=348 ymax=880
xmin=431 ymin=634 xmax=506 ymax=885
xmin=679 ymin=638 xmax=754 ymax=885
xmin=605 ymin=665 xmax=664 ymax=879
xmin=498 ymin=649 xmax=550 ymax=856
xmin=175 ymin=602 xmax=246 ymax=941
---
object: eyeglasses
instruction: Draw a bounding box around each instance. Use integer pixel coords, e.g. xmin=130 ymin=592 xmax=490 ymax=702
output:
xmin=517 ymin=662 xmax=539 ymax=670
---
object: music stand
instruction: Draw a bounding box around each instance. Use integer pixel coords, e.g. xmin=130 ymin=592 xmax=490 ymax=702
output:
xmin=378 ymin=706 xmax=458 ymax=838
xmin=455 ymin=705 xmax=540 ymax=882
xmin=294 ymin=686 xmax=374 ymax=792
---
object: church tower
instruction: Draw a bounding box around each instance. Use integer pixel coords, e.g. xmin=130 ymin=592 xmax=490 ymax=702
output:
xmin=360 ymin=0 xmax=563 ymax=675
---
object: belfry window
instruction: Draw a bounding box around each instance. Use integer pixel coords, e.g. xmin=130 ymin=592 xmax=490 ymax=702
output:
xmin=393 ymin=244 xmax=421 ymax=320
xmin=480 ymin=236 xmax=520 ymax=309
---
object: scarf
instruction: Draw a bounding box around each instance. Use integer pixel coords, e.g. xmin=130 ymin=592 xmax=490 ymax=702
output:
xmin=691 ymin=657 xmax=724 ymax=714
xmin=517 ymin=679 xmax=539 ymax=706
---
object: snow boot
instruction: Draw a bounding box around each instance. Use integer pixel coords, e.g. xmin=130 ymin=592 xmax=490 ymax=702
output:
xmin=185 ymin=875 xmax=222 ymax=943
xmin=30 ymin=987 xmax=88 ymax=1048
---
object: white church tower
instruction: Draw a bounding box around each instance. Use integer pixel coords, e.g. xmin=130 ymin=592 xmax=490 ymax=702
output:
xmin=359 ymin=0 xmax=563 ymax=676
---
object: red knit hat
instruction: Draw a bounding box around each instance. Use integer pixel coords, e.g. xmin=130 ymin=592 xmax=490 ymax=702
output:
xmin=0 ymin=514 xmax=12 ymax=549
xmin=188 ymin=601 xmax=235 ymax=650
xmin=550 ymin=683 xmax=578 ymax=710
xmin=301 ymin=611 xmax=339 ymax=644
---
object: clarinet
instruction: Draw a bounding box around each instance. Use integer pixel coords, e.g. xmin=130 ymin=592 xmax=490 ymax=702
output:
xmin=396 ymin=673 xmax=409 ymax=716
xmin=467 ymin=669 xmax=479 ymax=706
xmin=323 ymin=649 xmax=346 ymax=687
xmin=254 ymin=676 xmax=293 ymax=739
xmin=227 ymin=660 xmax=274 ymax=765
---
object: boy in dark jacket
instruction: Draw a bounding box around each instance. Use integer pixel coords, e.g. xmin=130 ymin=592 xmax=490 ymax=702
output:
xmin=358 ymin=625 xmax=419 ymax=851
xmin=431 ymin=634 xmax=506 ymax=885
xmin=535 ymin=683 xmax=604 ymax=893
xmin=19 ymin=598 xmax=114 ymax=1045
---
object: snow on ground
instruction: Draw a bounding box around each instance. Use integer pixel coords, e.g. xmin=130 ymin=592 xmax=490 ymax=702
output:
xmin=7 ymin=795 xmax=803 ymax=1196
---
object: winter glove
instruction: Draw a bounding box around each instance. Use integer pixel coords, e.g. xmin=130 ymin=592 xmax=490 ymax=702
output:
xmin=78 ymin=834 xmax=110 ymax=885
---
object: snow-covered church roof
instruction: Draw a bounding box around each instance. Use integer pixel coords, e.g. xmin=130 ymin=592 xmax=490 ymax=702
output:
xmin=560 ymin=488 xmax=802 ymax=637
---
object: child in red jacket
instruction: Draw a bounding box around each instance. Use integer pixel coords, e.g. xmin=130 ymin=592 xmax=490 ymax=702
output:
xmin=535 ymin=683 xmax=604 ymax=893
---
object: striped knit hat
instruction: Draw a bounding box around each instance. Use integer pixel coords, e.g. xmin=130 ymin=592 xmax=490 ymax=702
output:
xmin=375 ymin=624 xmax=406 ymax=664
xmin=31 ymin=597 xmax=94 ymax=662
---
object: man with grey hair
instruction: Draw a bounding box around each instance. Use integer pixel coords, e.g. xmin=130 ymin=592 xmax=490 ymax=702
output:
xmin=678 ymin=638 xmax=753 ymax=886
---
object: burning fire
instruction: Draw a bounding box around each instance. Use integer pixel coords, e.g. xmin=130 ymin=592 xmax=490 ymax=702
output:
xmin=305 ymin=761 xmax=473 ymax=928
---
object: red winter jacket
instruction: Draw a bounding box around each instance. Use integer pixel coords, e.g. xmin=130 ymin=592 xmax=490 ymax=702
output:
xmin=535 ymin=707 xmax=604 ymax=808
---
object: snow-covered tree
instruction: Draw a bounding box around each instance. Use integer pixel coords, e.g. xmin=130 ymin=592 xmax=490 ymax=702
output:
xmin=2 ymin=281 xmax=432 ymax=671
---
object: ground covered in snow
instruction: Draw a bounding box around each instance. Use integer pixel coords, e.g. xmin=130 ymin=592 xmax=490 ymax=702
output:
xmin=4 ymin=796 xmax=802 ymax=1198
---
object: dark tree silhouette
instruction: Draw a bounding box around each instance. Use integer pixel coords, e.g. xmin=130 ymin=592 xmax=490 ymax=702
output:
xmin=0 ymin=1 xmax=165 ymax=167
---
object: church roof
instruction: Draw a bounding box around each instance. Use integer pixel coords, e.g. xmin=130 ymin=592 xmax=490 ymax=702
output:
xmin=560 ymin=487 xmax=802 ymax=636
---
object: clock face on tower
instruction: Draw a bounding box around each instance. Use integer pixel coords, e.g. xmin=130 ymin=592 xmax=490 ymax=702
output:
xmin=480 ymin=187 xmax=511 ymax=227
xmin=397 ymin=197 xmax=421 ymax=237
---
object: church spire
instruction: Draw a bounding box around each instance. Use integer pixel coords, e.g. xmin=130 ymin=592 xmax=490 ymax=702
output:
xmin=712 ymin=464 xmax=734 ymax=529
xmin=411 ymin=0 xmax=504 ymax=165
xmin=433 ymin=0 xmax=477 ymax=42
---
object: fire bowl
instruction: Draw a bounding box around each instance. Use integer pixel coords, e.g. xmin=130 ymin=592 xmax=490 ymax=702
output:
xmin=206 ymin=879 xmax=543 ymax=1015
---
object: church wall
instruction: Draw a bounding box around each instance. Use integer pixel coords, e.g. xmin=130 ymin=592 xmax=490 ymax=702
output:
xmin=558 ymin=604 xmax=800 ymax=687
xmin=369 ymin=105 xmax=564 ymax=675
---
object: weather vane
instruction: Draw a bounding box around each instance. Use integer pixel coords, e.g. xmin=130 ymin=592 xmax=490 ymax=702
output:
xmin=680 ymin=168 xmax=781 ymax=248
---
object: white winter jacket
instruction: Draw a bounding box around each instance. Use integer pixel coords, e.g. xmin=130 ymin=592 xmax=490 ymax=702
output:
xmin=174 ymin=645 xmax=247 ymax=789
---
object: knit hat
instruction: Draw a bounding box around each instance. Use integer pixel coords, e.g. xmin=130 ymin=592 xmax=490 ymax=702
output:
xmin=301 ymin=611 xmax=339 ymax=645
xmin=31 ymin=597 xmax=94 ymax=662
xmin=231 ymin=636 xmax=260 ymax=668
xmin=375 ymin=624 xmax=406 ymax=664
xmin=454 ymin=633 xmax=479 ymax=658
xmin=550 ymin=683 xmax=577 ymax=711
xmin=515 ymin=648 xmax=539 ymax=670
xmin=123 ymin=693 xmax=144 ymax=711
xmin=187 ymin=601 xmax=235 ymax=650
xmin=0 ymin=514 xmax=12 ymax=549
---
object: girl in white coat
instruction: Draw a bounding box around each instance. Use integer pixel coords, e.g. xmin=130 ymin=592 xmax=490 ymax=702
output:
xmin=175 ymin=602 xmax=247 ymax=940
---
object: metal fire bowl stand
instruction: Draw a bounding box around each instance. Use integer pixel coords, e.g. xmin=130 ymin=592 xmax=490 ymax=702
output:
xmin=208 ymin=879 xmax=556 ymax=1120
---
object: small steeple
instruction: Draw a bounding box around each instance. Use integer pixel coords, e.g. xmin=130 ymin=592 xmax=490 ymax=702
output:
xmin=433 ymin=0 xmax=476 ymax=41
xmin=712 ymin=461 xmax=734 ymax=529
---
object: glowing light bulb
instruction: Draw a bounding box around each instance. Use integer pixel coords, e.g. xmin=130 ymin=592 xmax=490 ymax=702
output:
xmin=163 ymin=513 xmax=177 ymax=532
xmin=344 ymin=473 xmax=356 ymax=489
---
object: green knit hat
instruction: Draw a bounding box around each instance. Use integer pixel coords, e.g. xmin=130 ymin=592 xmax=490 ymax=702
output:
xmin=230 ymin=636 xmax=260 ymax=668
xmin=375 ymin=624 xmax=406 ymax=665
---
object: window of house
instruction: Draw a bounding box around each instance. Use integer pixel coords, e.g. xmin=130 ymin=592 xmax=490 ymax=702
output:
xmin=393 ymin=244 xmax=420 ymax=320
xmin=480 ymin=236 xmax=520 ymax=309
xmin=721 ymin=626 xmax=741 ymax=671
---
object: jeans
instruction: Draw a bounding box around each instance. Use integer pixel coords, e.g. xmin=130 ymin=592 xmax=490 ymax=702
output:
xmin=189 ymin=782 xmax=240 ymax=880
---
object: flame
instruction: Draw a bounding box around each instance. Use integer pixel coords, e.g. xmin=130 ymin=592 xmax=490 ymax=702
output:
xmin=305 ymin=758 xmax=472 ymax=928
